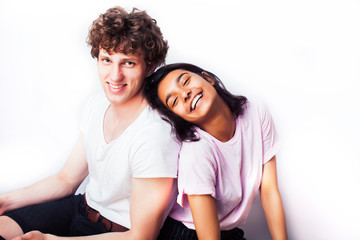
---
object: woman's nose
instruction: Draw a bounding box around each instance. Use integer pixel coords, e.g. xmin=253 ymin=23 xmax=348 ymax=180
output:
xmin=181 ymin=89 xmax=191 ymax=102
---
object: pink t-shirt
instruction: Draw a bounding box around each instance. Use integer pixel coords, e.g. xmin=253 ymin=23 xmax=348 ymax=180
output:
xmin=169 ymin=100 xmax=280 ymax=230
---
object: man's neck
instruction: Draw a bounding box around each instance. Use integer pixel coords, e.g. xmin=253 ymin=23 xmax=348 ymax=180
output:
xmin=110 ymin=95 xmax=148 ymax=120
xmin=103 ymin=96 xmax=148 ymax=143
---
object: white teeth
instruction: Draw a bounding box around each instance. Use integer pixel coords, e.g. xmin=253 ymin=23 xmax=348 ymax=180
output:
xmin=191 ymin=93 xmax=203 ymax=111
xmin=110 ymin=83 xmax=126 ymax=89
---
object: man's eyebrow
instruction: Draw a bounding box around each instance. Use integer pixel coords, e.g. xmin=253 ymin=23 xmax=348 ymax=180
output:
xmin=122 ymin=57 xmax=137 ymax=62
xmin=165 ymin=72 xmax=188 ymax=107
xmin=98 ymin=52 xmax=109 ymax=58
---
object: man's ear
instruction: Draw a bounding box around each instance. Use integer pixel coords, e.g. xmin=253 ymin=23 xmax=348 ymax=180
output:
xmin=201 ymin=71 xmax=215 ymax=85
xmin=146 ymin=64 xmax=156 ymax=77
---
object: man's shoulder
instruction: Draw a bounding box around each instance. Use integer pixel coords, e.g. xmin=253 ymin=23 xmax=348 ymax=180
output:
xmin=80 ymin=93 xmax=108 ymax=132
xmin=83 ymin=93 xmax=108 ymax=113
xmin=130 ymin=106 xmax=177 ymax=142
xmin=138 ymin=106 xmax=172 ymax=130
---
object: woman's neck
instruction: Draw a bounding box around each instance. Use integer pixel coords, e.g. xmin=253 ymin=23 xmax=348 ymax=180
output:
xmin=198 ymin=97 xmax=236 ymax=142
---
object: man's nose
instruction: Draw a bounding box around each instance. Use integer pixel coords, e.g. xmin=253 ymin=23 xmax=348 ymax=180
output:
xmin=110 ymin=64 xmax=123 ymax=81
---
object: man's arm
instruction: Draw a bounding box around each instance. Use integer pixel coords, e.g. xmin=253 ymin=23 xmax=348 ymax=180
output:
xmin=13 ymin=177 xmax=175 ymax=240
xmin=260 ymin=156 xmax=287 ymax=240
xmin=188 ymin=194 xmax=220 ymax=240
xmin=0 ymin=133 xmax=88 ymax=215
xmin=128 ymin=177 xmax=175 ymax=239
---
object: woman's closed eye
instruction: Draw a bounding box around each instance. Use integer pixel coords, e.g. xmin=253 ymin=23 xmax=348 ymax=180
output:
xmin=183 ymin=77 xmax=190 ymax=86
xmin=172 ymin=97 xmax=178 ymax=107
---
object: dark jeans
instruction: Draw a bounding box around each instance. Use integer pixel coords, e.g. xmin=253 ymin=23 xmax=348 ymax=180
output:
xmin=158 ymin=217 xmax=246 ymax=240
xmin=3 ymin=194 xmax=107 ymax=236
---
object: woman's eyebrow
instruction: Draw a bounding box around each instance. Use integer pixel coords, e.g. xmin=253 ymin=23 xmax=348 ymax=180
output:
xmin=165 ymin=95 xmax=171 ymax=108
xmin=165 ymin=72 xmax=188 ymax=107
xmin=176 ymin=72 xmax=187 ymax=83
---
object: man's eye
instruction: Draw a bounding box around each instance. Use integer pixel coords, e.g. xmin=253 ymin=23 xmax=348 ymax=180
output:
xmin=124 ymin=61 xmax=135 ymax=66
xmin=102 ymin=58 xmax=110 ymax=63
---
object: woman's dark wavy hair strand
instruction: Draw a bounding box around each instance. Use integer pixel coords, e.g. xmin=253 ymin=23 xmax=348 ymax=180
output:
xmin=145 ymin=63 xmax=247 ymax=142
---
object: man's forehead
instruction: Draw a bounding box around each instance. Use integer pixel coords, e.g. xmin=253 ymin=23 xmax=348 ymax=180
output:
xmin=99 ymin=48 xmax=144 ymax=58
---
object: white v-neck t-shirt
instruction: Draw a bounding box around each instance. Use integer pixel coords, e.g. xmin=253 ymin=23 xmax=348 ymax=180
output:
xmin=80 ymin=95 xmax=180 ymax=229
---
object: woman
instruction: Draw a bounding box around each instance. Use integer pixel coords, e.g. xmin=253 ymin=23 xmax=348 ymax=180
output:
xmin=145 ymin=63 xmax=287 ymax=240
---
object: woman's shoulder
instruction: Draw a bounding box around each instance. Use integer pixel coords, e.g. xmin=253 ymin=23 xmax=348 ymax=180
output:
xmin=240 ymin=98 xmax=271 ymax=120
xmin=182 ymin=134 xmax=214 ymax=150
xmin=179 ymin=136 xmax=218 ymax=172
xmin=180 ymin=135 xmax=220 ymax=167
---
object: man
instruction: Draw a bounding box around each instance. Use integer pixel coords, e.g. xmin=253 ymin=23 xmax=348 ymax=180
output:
xmin=0 ymin=6 xmax=180 ymax=240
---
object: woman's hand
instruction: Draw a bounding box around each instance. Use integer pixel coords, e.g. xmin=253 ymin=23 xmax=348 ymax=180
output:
xmin=11 ymin=231 xmax=52 ymax=240
xmin=0 ymin=195 xmax=8 ymax=215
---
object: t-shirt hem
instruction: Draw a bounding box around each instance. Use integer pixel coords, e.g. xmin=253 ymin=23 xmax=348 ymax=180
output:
xmin=133 ymin=174 xmax=178 ymax=178
xmin=264 ymin=142 xmax=281 ymax=164
xmin=177 ymin=186 xmax=215 ymax=207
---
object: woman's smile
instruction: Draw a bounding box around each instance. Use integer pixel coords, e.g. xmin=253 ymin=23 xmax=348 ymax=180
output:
xmin=190 ymin=92 xmax=203 ymax=112
xmin=158 ymin=69 xmax=218 ymax=124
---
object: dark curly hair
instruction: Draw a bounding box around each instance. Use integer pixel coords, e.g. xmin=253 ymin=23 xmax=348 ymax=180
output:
xmin=145 ymin=63 xmax=247 ymax=142
xmin=87 ymin=6 xmax=168 ymax=68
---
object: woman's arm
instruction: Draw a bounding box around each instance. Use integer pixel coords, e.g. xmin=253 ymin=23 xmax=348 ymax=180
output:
xmin=188 ymin=194 xmax=220 ymax=240
xmin=260 ymin=156 xmax=287 ymax=240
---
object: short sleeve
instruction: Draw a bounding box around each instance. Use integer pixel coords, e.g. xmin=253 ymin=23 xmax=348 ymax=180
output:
xmin=258 ymin=103 xmax=281 ymax=163
xmin=177 ymin=140 xmax=218 ymax=207
xmin=131 ymin=124 xmax=179 ymax=178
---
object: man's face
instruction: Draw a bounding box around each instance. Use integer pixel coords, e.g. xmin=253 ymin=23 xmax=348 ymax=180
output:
xmin=97 ymin=48 xmax=149 ymax=106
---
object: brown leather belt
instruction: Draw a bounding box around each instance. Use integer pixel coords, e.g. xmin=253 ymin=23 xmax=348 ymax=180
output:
xmin=83 ymin=195 xmax=128 ymax=232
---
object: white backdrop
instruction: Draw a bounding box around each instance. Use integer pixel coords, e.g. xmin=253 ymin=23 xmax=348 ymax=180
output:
xmin=1 ymin=0 xmax=359 ymax=239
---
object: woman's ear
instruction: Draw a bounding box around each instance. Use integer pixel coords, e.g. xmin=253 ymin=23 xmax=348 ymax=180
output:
xmin=201 ymin=71 xmax=215 ymax=85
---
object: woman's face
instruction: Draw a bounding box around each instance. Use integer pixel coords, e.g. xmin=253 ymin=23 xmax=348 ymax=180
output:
xmin=157 ymin=69 xmax=218 ymax=124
